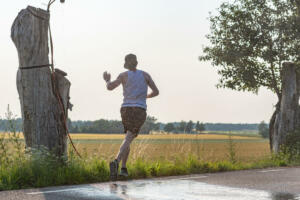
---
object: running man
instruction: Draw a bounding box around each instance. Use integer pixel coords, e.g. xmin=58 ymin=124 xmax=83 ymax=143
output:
xmin=103 ymin=54 xmax=159 ymax=180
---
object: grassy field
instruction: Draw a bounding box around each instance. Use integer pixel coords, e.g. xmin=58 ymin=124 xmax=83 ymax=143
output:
xmin=0 ymin=132 xmax=293 ymax=190
xmin=3 ymin=132 xmax=270 ymax=163
xmin=68 ymin=133 xmax=270 ymax=164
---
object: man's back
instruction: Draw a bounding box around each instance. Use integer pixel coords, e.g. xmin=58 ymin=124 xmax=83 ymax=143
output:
xmin=103 ymin=54 xmax=159 ymax=104
xmin=122 ymin=70 xmax=148 ymax=109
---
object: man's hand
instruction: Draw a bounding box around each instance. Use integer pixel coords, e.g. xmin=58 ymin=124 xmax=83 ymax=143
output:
xmin=104 ymin=72 xmax=123 ymax=91
xmin=103 ymin=71 xmax=111 ymax=82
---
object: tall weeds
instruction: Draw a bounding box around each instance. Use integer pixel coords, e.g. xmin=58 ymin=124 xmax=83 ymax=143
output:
xmin=227 ymin=134 xmax=237 ymax=164
xmin=0 ymin=107 xmax=298 ymax=191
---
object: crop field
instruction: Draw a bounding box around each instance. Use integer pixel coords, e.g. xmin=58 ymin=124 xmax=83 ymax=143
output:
xmin=0 ymin=132 xmax=283 ymax=190
xmin=2 ymin=132 xmax=270 ymax=163
xmin=69 ymin=133 xmax=270 ymax=163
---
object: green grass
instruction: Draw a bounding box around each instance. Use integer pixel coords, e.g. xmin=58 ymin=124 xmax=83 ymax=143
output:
xmin=0 ymin=108 xmax=297 ymax=191
xmin=0 ymin=150 xmax=294 ymax=191
xmin=0 ymin=127 xmax=293 ymax=191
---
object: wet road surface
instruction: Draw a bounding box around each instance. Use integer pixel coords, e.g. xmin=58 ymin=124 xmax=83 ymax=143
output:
xmin=1 ymin=167 xmax=300 ymax=200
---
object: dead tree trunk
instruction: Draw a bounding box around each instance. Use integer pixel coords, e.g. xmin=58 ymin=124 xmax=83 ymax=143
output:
xmin=11 ymin=6 xmax=72 ymax=157
xmin=270 ymin=62 xmax=300 ymax=153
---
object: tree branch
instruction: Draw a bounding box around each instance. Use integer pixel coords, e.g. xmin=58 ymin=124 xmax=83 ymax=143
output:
xmin=270 ymin=63 xmax=281 ymax=99
xmin=269 ymin=42 xmax=281 ymax=100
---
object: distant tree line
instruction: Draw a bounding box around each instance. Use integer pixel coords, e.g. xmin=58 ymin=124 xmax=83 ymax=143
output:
xmin=0 ymin=118 xmax=22 ymax=132
xmin=164 ymin=121 xmax=206 ymax=133
xmin=0 ymin=117 xmax=266 ymax=135
xmin=204 ymin=123 xmax=258 ymax=131
xmin=163 ymin=121 xmax=260 ymax=133
xmin=68 ymin=116 xmax=160 ymax=134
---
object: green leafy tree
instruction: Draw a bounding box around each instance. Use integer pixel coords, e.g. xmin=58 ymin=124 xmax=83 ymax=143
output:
xmin=178 ymin=121 xmax=187 ymax=133
xmin=195 ymin=121 xmax=201 ymax=132
xmin=258 ymin=121 xmax=269 ymax=138
xmin=164 ymin=123 xmax=175 ymax=133
xmin=200 ymin=123 xmax=206 ymax=133
xmin=196 ymin=121 xmax=206 ymax=133
xmin=72 ymin=125 xmax=79 ymax=133
xmin=200 ymin=0 xmax=300 ymax=99
xmin=140 ymin=116 xmax=159 ymax=134
xmin=186 ymin=120 xmax=194 ymax=133
xmin=199 ymin=0 xmax=300 ymax=150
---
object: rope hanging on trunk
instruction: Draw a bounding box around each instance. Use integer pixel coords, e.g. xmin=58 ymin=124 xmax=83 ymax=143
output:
xmin=47 ymin=1 xmax=82 ymax=158
xmin=19 ymin=64 xmax=52 ymax=70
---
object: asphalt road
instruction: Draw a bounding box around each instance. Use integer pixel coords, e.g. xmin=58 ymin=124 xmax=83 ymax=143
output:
xmin=1 ymin=167 xmax=300 ymax=200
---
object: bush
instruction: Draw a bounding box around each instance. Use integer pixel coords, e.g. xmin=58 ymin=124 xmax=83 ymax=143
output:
xmin=227 ymin=135 xmax=237 ymax=164
xmin=258 ymin=121 xmax=269 ymax=139
xmin=282 ymin=129 xmax=300 ymax=162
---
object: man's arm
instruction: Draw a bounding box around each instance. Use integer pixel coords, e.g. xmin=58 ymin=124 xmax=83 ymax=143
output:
xmin=144 ymin=72 xmax=159 ymax=98
xmin=103 ymin=72 xmax=123 ymax=91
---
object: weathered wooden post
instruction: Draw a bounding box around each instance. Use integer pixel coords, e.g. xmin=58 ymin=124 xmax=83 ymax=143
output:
xmin=11 ymin=6 xmax=72 ymax=157
xmin=270 ymin=62 xmax=300 ymax=152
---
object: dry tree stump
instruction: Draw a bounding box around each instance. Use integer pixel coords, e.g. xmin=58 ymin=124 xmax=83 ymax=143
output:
xmin=270 ymin=62 xmax=300 ymax=152
xmin=11 ymin=6 xmax=72 ymax=157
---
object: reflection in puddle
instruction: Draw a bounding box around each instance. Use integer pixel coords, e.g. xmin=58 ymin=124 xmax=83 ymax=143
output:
xmin=44 ymin=179 xmax=300 ymax=200
xmin=120 ymin=185 xmax=128 ymax=195
xmin=271 ymin=192 xmax=298 ymax=200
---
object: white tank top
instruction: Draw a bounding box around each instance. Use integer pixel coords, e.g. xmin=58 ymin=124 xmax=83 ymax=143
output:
xmin=122 ymin=70 xmax=148 ymax=109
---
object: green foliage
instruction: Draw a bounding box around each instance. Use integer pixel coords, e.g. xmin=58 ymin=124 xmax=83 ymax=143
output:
xmin=195 ymin=121 xmax=206 ymax=133
xmin=282 ymin=129 xmax=300 ymax=161
xmin=1 ymin=108 xmax=299 ymax=190
xmin=177 ymin=121 xmax=187 ymax=133
xmin=0 ymin=150 xmax=110 ymax=190
xmin=272 ymin=152 xmax=289 ymax=167
xmin=0 ymin=150 xmax=298 ymax=190
xmin=203 ymin=123 xmax=259 ymax=131
xmin=227 ymin=135 xmax=237 ymax=164
xmin=0 ymin=119 xmax=263 ymax=133
xmin=0 ymin=105 xmax=23 ymax=167
xmin=185 ymin=120 xmax=194 ymax=133
xmin=200 ymin=0 xmax=300 ymax=96
xmin=258 ymin=121 xmax=269 ymax=138
xmin=72 ymin=119 xmax=123 ymax=133
xmin=140 ymin=116 xmax=160 ymax=134
xmin=164 ymin=123 xmax=175 ymax=133
xmin=128 ymin=158 xmax=150 ymax=178
xmin=68 ymin=116 xmax=159 ymax=134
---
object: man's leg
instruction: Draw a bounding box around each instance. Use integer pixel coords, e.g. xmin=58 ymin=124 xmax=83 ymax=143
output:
xmin=116 ymin=131 xmax=135 ymax=163
xmin=110 ymin=107 xmax=146 ymax=180
xmin=121 ymin=146 xmax=130 ymax=168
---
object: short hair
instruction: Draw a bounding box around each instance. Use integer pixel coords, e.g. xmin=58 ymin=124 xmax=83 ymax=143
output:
xmin=124 ymin=54 xmax=138 ymax=69
xmin=125 ymin=54 xmax=137 ymax=62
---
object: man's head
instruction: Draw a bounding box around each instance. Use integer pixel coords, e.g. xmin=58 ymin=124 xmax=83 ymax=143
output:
xmin=124 ymin=54 xmax=138 ymax=70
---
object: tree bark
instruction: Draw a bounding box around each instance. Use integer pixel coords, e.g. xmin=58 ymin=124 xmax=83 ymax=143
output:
xmin=11 ymin=6 xmax=71 ymax=157
xmin=270 ymin=62 xmax=300 ymax=152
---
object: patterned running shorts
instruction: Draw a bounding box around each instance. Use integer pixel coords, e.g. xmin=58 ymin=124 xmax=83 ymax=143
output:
xmin=120 ymin=107 xmax=147 ymax=137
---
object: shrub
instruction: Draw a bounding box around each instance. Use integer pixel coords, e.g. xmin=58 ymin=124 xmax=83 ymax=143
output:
xmin=227 ymin=135 xmax=237 ymax=164
xmin=282 ymin=129 xmax=300 ymax=162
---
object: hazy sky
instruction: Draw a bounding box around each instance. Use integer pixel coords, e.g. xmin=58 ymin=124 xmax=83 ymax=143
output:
xmin=0 ymin=0 xmax=277 ymax=123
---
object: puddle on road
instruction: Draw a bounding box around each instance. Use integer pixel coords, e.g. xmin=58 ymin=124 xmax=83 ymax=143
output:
xmin=271 ymin=193 xmax=299 ymax=200
xmin=42 ymin=179 xmax=300 ymax=200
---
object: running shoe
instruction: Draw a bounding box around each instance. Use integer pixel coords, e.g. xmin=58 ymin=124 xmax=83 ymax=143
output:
xmin=119 ymin=167 xmax=129 ymax=177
